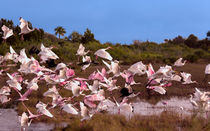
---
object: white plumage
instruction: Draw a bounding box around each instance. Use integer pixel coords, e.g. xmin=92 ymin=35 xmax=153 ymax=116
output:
xmin=1 ymin=25 xmax=13 ymax=39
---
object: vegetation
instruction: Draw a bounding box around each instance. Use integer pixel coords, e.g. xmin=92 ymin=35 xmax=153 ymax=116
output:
xmin=52 ymin=112 xmax=210 ymax=131
xmin=0 ymin=18 xmax=210 ymax=65
xmin=0 ymin=18 xmax=210 ymax=130
xmin=54 ymin=26 xmax=66 ymax=39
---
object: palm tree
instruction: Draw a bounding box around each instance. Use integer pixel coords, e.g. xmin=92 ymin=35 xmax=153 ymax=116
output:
xmin=207 ymin=31 xmax=210 ymax=40
xmin=54 ymin=26 xmax=66 ymax=39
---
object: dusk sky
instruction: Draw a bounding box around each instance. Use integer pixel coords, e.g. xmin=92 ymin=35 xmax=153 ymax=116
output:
xmin=1 ymin=0 xmax=210 ymax=44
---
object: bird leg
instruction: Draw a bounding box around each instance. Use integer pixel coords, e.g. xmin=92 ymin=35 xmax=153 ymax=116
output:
xmin=21 ymin=34 xmax=24 ymax=41
xmin=3 ymin=39 xmax=6 ymax=43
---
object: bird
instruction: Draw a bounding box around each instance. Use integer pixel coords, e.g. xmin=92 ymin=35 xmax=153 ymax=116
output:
xmin=205 ymin=64 xmax=210 ymax=75
xmin=120 ymin=70 xmax=140 ymax=86
xmin=19 ymin=17 xmax=38 ymax=40
xmin=80 ymin=102 xmax=94 ymax=121
xmin=6 ymin=73 xmax=22 ymax=91
xmin=149 ymin=65 xmax=174 ymax=80
xmin=1 ymin=25 xmax=13 ymax=42
xmin=76 ymin=44 xmax=90 ymax=61
xmin=113 ymin=97 xmax=134 ymax=114
xmin=94 ymin=47 xmax=113 ymax=61
xmin=102 ymin=60 xmax=120 ymax=77
xmin=180 ymin=72 xmax=196 ymax=84
xmin=203 ymin=64 xmax=210 ymax=84
xmin=146 ymin=85 xmax=166 ymax=95
xmin=3 ymin=46 xmax=19 ymax=63
xmin=99 ymin=77 xmax=120 ymax=92
xmin=81 ymin=56 xmax=92 ymax=71
xmin=190 ymin=95 xmax=198 ymax=107
xmin=36 ymin=101 xmax=53 ymax=118
xmin=18 ymin=48 xmax=30 ymax=64
xmin=174 ymin=58 xmax=186 ymax=67
xmin=38 ymin=43 xmax=59 ymax=63
xmin=62 ymin=104 xmax=79 ymax=115
xmin=128 ymin=61 xmax=147 ymax=76
xmin=12 ymin=78 xmax=39 ymax=101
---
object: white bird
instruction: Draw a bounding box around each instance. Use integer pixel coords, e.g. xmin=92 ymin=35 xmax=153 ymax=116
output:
xmin=0 ymin=95 xmax=11 ymax=104
xmin=87 ymin=80 xmax=100 ymax=94
xmin=18 ymin=48 xmax=30 ymax=64
xmin=6 ymin=73 xmax=22 ymax=91
xmin=205 ymin=64 xmax=210 ymax=74
xmin=36 ymin=101 xmax=53 ymax=118
xmin=80 ymin=102 xmax=94 ymax=121
xmin=3 ymin=46 xmax=19 ymax=63
xmin=81 ymin=56 xmax=92 ymax=70
xmin=43 ymin=86 xmax=60 ymax=99
xmin=97 ymin=99 xmax=116 ymax=111
xmin=190 ymin=95 xmax=198 ymax=107
xmin=65 ymin=81 xmax=84 ymax=97
xmin=174 ymin=58 xmax=186 ymax=67
xmin=146 ymin=85 xmax=166 ymax=95
xmin=170 ymin=74 xmax=182 ymax=82
xmin=99 ymin=77 xmax=119 ymax=91
xmin=149 ymin=65 xmax=174 ymax=80
xmin=128 ymin=61 xmax=147 ymax=76
xmin=94 ymin=47 xmax=112 ymax=61
xmin=55 ymin=63 xmax=67 ymax=71
xmin=113 ymin=97 xmax=134 ymax=114
xmin=19 ymin=17 xmax=37 ymax=40
xmin=38 ymin=43 xmax=59 ymax=63
xmin=1 ymin=25 xmax=13 ymax=40
xmin=19 ymin=112 xmax=30 ymax=130
xmin=102 ymin=60 xmax=120 ymax=77
xmin=180 ymin=72 xmax=196 ymax=84
xmin=0 ymin=86 xmax=11 ymax=96
xmin=62 ymin=104 xmax=79 ymax=115
xmin=76 ymin=44 xmax=89 ymax=57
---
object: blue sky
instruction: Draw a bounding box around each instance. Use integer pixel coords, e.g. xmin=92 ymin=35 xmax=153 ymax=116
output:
xmin=1 ymin=0 xmax=210 ymax=44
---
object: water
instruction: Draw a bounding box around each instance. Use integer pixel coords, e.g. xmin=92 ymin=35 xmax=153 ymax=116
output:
xmin=0 ymin=97 xmax=208 ymax=130
xmin=107 ymin=97 xmax=209 ymax=117
xmin=0 ymin=109 xmax=66 ymax=131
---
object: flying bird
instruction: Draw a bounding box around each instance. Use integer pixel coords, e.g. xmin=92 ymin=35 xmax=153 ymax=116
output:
xmin=1 ymin=25 xmax=13 ymax=41
xmin=94 ymin=47 xmax=113 ymax=61
xmin=19 ymin=17 xmax=38 ymax=40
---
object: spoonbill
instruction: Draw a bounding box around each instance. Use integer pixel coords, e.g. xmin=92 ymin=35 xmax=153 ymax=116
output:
xmin=19 ymin=17 xmax=38 ymax=40
xmin=1 ymin=25 xmax=13 ymax=42
xmin=174 ymin=58 xmax=186 ymax=67
xmin=94 ymin=47 xmax=112 ymax=61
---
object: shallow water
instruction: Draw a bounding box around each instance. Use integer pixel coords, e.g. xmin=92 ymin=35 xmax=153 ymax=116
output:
xmin=107 ymin=97 xmax=209 ymax=117
xmin=0 ymin=97 xmax=208 ymax=130
xmin=0 ymin=109 xmax=66 ymax=131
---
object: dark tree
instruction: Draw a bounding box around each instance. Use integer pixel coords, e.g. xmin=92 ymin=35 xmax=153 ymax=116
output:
xmin=54 ymin=26 xmax=66 ymax=39
xmin=172 ymin=35 xmax=185 ymax=44
xmin=68 ymin=31 xmax=82 ymax=43
xmin=207 ymin=31 xmax=210 ymax=40
xmin=184 ymin=34 xmax=198 ymax=48
xmin=81 ymin=28 xmax=96 ymax=43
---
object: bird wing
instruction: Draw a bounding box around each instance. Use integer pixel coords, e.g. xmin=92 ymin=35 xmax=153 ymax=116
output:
xmin=62 ymin=104 xmax=79 ymax=115
xmin=94 ymin=49 xmax=113 ymax=61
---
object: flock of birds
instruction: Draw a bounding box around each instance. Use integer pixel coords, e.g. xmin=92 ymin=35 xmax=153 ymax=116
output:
xmin=0 ymin=18 xmax=210 ymax=130
xmin=1 ymin=17 xmax=38 ymax=42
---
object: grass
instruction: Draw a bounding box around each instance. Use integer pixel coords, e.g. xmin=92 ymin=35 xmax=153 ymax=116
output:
xmin=52 ymin=112 xmax=210 ymax=131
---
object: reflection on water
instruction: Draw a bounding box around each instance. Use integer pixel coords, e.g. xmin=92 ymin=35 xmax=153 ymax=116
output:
xmin=107 ymin=97 xmax=209 ymax=117
xmin=0 ymin=109 xmax=66 ymax=131
xmin=0 ymin=97 xmax=208 ymax=130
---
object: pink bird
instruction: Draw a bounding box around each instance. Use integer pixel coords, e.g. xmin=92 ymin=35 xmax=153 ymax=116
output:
xmin=120 ymin=70 xmax=140 ymax=85
xmin=88 ymin=68 xmax=107 ymax=82
xmin=12 ymin=78 xmax=39 ymax=101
